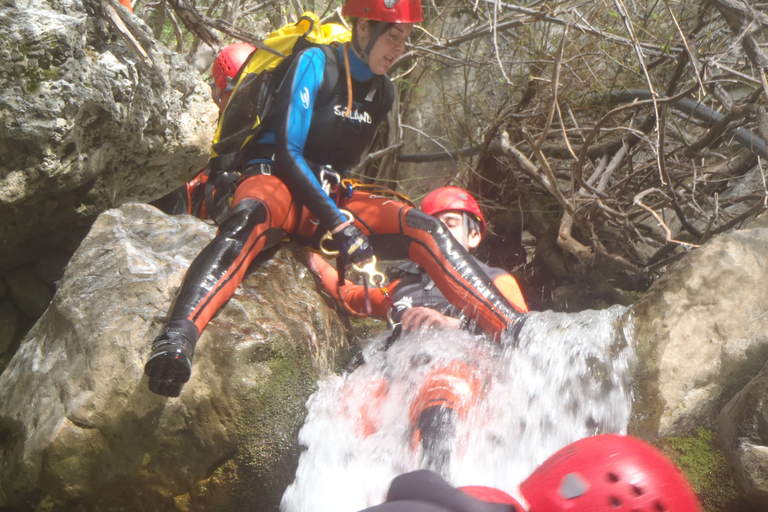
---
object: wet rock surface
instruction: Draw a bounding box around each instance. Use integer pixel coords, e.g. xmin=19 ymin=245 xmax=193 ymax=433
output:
xmin=718 ymin=359 xmax=768 ymax=508
xmin=0 ymin=0 xmax=217 ymax=314
xmin=0 ymin=204 xmax=349 ymax=511
xmin=628 ymin=213 xmax=768 ymax=439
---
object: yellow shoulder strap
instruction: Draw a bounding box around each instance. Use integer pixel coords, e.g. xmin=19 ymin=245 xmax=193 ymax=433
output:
xmin=211 ymin=12 xmax=352 ymax=157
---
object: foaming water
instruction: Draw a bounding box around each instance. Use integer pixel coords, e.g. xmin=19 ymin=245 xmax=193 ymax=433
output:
xmin=281 ymin=306 xmax=634 ymax=511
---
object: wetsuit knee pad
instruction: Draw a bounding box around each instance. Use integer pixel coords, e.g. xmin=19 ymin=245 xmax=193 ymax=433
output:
xmin=218 ymin=198 xmax=268 ymax=239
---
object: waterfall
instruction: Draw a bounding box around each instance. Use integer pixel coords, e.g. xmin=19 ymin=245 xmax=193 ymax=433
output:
xmin=281 ymin=306 xmax=634 ymax=511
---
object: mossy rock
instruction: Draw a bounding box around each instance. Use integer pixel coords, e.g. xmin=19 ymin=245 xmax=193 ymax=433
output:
xmin=659 ymin=428 xmax=758 ymax=512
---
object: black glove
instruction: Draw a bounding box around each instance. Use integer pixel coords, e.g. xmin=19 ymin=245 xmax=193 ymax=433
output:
xmin=333 ymin=224 xmax=374 ymax=266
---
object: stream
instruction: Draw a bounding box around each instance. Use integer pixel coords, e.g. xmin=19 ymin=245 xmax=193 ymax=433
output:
xmin=281 ymin=306 xmax=634 ymax=511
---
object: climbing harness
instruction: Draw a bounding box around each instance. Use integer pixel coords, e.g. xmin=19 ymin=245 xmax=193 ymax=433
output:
xmin=339 ymin=179 xmax=415 ymax=207
xmin=204 ymin=159 xmax=275 ymax=224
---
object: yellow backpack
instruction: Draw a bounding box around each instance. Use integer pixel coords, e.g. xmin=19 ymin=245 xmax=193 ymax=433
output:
xmin=210 ymin=12 xmax=351 ymax=174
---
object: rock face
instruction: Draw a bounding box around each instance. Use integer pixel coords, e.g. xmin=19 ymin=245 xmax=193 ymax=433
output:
xmin=718 ymin=360 xmax=768 ymax=508
xmin=0 ymin=0 xmax=218 ymax=271
xmin=628 ymin=213 xmax=768 ymax=438
xmin=0 ymin=204 xmax=349 ymax=511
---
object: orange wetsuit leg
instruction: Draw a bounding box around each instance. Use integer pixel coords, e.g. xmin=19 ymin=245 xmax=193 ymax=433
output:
xmin=171 ymin=174 xmax=303 ymax=333
xmin=341 ymin=192 xmax=525 ymax=340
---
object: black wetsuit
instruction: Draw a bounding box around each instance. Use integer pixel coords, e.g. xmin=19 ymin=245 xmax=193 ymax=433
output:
xmin=359 ymin=470 xmax=520 ymax=512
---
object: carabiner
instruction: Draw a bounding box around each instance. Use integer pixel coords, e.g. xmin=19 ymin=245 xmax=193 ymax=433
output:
xmin=319 ymin=210 xmax=355 ymax=256
xmin=353 ymin=256 xmax=386 ymax=288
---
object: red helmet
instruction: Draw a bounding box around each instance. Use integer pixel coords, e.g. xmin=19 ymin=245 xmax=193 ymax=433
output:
xmin=421 ymin=186 xmax=486 ymax=236
xmin=520 ymin=434 xmax=703 ymax=512
xmin=212 ymin=42 xmax=255 ymax=90
xmin=459 ymin=486 xmax=524 ymax=509
xmin=342 ymin=0 xmax=423 ymax=23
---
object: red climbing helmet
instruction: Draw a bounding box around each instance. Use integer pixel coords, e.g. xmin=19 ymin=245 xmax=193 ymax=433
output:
xmin=342 ymin=0 xmax=423 ymax=23
xmin=211 ymin=42 xmax=255 ymax=90
xmin=421 ymin=186 xmax=486 ymax=236
xmin=520 ymin=434 xmax=703 ymax=512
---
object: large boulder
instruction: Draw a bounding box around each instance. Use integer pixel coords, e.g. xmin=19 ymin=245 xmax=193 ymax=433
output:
xmin=0 ymin=0 xmax=218 ymax=271
xmin=718 ymin=359 xmax=768 ymax=508
xmin=0 ymin=204 xmax=349 ymax=511
xmin=628 ymin=213 xmax=768 ymax=438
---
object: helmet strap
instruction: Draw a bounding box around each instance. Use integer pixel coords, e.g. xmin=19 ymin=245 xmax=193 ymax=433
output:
xmin=462 ymin=212 xmax=470 ymax=250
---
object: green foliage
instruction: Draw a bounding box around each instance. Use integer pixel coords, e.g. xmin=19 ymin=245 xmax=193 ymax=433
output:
xmin=24 ymin=68 xmax=41 ymax=93
xmin=142 ymin=6 xmax=196 ymax=52
xmin=41 ymin=67 xmax=60 ymax=80
xmin=619 ymin=290 xmax=644 ymax=304
xmin=22 ymin=64 xmax=58 ymax=93
xmin=659 ymin=428 xmax=757 ymax=512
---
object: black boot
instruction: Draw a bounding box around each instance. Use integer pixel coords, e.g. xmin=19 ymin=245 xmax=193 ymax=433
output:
xmin=416 ymin=405 xmax=456 ymax=474
xmin=144 ymin=319 xmax=199 ymax=397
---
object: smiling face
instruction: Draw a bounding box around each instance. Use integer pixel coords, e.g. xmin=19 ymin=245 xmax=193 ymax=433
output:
xmin=355 ymin=20 xmax=414 ymax=75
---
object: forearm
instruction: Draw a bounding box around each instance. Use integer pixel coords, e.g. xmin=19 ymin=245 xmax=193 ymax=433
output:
xmin=305 ymin=250 xmax=392 ymax=318
xmin=273 ymin=146 xmax=347 ymax=230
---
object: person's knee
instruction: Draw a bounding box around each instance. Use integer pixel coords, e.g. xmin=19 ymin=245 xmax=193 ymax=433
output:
xmin=218 ymin=198 xmax=268 ymax=235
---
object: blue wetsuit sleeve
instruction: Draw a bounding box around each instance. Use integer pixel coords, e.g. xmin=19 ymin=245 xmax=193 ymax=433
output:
xmin=273 ymin=47 xmax=348 ymax=231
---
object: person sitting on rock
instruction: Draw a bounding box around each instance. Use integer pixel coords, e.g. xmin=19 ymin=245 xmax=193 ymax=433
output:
xmin=357 ymin=434 xmax=703 ymax=512
xmin=143 ymin=0 xmax=525 ymax=398
xmin=305 ymin=185 xmax=529 ymax=334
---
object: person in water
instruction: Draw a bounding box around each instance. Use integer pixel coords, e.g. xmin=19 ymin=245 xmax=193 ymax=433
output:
xmin=356 ymin=434 xmax=703 ymax=512
xmin=305 ymin=187 xmax=529 ymax=471
xmin=305 ymin=185 xmax=528 ymax=334
xmin=143 ymin=0 xmax=525 ymax=398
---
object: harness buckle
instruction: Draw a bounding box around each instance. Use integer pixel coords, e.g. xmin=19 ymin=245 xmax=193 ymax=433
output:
xmin=242 ymin=158 xmax=274 ymax=176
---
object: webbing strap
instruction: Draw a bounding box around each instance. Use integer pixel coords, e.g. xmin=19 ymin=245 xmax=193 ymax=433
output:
xmin=340 ymin=179 xmax=415 ymax=207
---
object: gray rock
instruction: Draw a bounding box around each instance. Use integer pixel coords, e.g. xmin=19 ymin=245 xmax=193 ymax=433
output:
xmin=628 ymin=213 xmax=768 ymax=437
xmin=0 ymin=204 xmax=349 ymax=510
xmin=0 ymin=0 xmax=218 ymax=271
xmin=719 ymin=359 xmax=768 ymax=508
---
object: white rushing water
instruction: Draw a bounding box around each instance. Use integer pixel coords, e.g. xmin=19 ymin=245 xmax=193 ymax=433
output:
xmin=281 ymin=306 xmax=634 ymax=511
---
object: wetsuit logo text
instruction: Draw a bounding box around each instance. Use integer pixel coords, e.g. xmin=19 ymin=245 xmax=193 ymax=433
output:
xmin=333 ymin=104 xmax=372 ymax=124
